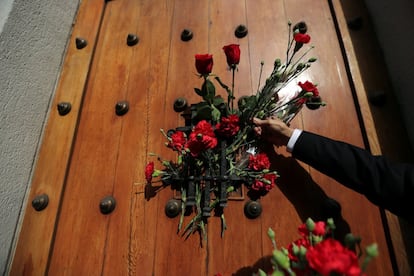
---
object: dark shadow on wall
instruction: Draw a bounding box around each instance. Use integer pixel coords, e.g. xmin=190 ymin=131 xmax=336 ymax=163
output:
xmin=336 ymin=0 xmax=414 ymax=275
xmin=232 ymin=147 xmax=352 ymax=276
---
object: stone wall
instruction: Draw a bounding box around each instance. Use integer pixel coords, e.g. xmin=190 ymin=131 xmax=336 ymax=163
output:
xmin=0 ymin=0 xmax=79 ymax=273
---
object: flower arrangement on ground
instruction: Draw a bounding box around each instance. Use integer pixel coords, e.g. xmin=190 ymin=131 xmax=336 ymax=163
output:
xmin=256 ymin=218 xmax=378 ymax=276
xmin=145 ymin=21 xmax=325 ymax=241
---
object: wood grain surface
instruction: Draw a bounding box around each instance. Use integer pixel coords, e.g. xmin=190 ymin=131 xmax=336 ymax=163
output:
xmin=9 ymin=0 xmax=106 ymax=275
xmin=10 ymin=0 xmax=401 ymax=275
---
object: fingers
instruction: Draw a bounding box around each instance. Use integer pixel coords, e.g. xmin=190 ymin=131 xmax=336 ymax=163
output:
xmin=252 ymin=117 xmax=261 ymax=125
xmin=253 ymin=127 xmax=262 ymax=136
xmin=253 ymin=117 xmax=268 ymax=126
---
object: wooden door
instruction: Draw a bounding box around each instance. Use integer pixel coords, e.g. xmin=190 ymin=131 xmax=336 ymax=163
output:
xmin=10 ymin=0 xmax=396 ymax=275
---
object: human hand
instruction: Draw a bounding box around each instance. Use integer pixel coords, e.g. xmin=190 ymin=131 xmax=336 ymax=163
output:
xmin=253 ymin=117 xmax=294 ymax=146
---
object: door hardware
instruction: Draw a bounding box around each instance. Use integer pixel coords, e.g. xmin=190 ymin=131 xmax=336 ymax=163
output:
xmin=99 ymin=196 xmax=116 ymax=214
xmin=126 ymin=34 xmax=139 ymax=46
xmin=165 ymin=199 xmax=180 ymax=218
xmin=234 ymin=25 xmax=248 ymax=38
xmin=75 ymin=38 xmax=87 ymax=49
xmin=173 ymin=97 xmax=188 ymax=112
xmin=32 ymin=194 xmax=49 ymax=211
xmin=57 ymin=102 xmax=71 ymax=116
xmin=115 ymin=101 xmax=129 ymax=116
xmin=244 ymin=200 xmax=262 ymax=219
xmin=181 ymin=29 xmax=193 ymax=41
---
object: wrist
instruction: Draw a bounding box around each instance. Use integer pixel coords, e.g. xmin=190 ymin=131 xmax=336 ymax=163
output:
xmin=282 ymin=126 xmax=294 ymax=140
xmin=279 ymin=125 xmax=293 ymax=145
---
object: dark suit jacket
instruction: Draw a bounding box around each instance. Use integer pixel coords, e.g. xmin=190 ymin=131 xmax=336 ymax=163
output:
xmin=292 ymin=131 xmax=414 ymax=223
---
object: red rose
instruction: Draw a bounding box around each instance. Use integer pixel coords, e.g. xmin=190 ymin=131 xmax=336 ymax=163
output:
xmin=294 ymin=33 xmax=311 ymax=44
xmin=215 ymin=114 xmax=240 ymax=138
xmin=145 ymin=162 xmax=154 ymax=183
xmin=187 ymin=120 xmax=217 ymax=156
xmin=168 ymin=131 xmax=187 ymax=151
xmin=195 ymin=54 xmax=213 ymax=75
xmin=298 ymin=81 xmax=319 ymax=97
xmin=222 ymin=44 xmax=240 ymax=67
xmin=306 ymin=238 xmax=362 ymax=276
xmin=248 ymin=153 xmax=271 ymax=171
xmin=299 ymin=220 xmax=327 ymax=237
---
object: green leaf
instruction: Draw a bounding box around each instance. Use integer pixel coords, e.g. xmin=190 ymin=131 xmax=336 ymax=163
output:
xmin=202 ymin=79 xmax=216 ymax=101
xmin=211 ymin=105 xmax=221 ymax=122
xmin=212 ymin=95 xmax=225 ymax=107
xmin=193 ymin=102 xmax=212 ymax=121
xmin=194 ymin=87 xmax=204 ymax=97
xmin=238 ymin=95 xmax=257 ymax=111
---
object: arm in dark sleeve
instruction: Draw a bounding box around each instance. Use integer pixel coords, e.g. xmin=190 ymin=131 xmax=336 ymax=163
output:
xmin=292 ymin=131 xmax=414 ymax=222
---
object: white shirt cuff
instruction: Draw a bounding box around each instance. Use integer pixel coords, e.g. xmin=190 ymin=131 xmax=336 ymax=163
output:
xmin=286 ymin=129 xmax=303 ymax=153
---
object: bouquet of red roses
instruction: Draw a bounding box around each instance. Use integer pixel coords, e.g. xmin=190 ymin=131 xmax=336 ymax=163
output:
xmin=145 ymin=21 xmax=325 ymax=241
xmin=257 ymin=218 xmax=378 ymax=276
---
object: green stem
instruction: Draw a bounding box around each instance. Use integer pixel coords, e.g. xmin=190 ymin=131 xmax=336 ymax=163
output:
xmin=257 ymin=61 xmax=264 ymax=93
xmin=178 ymin=187 xmax=186 ymax=232
xmin=225 ymin=125 xmax=252 ymax=156
xmin=361 ymin=256 xmax=373 ymax=272
xmin=221 ymin=213 xmax=227 ymax=238
xmin=231 ymin=67 xmax=235 ymax=111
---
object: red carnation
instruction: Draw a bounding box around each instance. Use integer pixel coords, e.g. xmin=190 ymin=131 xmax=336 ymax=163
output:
xmin=298 ymin=81 xmax=319 ymax=97
xmin=193 ymin=120 xmax=216 ymax=137
xmin=263 ymin=173 xmax=277 ymax=191
xmin=168 ymin=131 xmax=187 ymax=151
xmin=248 ymin=153 xmax=271 ymax=171
xmin=222 ymin=44 xmax=241 ymax=67
xmin=195 ymin=54 xmax=213 ymax=75
xmin=215 ymin=114 xmax=240 ymax=138
xmin=306 ymin=238 xmax=362 ymax=276
xmin=145 ymin=162 xmax=154 ymax=183
xmin=187 ymin=120 xmax=217 ymax=156
xmin=251 ymin=178 xmax=265 ymax=191
xmin=251 ymin=173 xmax=277 ymax=191
xmin=294 ymin=33 xmax=311 ymax=44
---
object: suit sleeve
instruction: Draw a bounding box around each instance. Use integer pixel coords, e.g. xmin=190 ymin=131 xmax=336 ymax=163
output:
xmin=292 ymin=131 xmax=414 ymax=222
